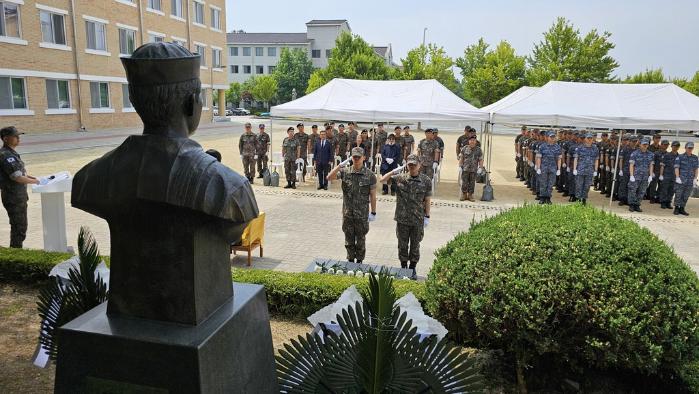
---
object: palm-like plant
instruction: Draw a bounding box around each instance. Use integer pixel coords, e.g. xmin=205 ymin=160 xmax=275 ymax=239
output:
xmin=36 ymin=227 xmax=108 ymax=361
xmin=276 ymin=272 xmax=485 ymax=393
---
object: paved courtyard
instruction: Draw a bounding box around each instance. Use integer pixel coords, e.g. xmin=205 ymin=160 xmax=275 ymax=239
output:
xmin=6 ymin=119 xmax=698 ymax=277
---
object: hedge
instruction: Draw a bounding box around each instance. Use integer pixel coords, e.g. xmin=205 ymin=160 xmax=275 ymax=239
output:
xmin=0 ymin=247 xmax=72 ymax=284
xmin=426 ymin=204 xmax=699 ymax=383
xmin=232 ymin=268 xmax=426 ymax=319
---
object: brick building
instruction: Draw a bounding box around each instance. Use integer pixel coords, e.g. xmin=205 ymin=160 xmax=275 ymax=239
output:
xmin=0 ymin=0 xmax=228 ymax=133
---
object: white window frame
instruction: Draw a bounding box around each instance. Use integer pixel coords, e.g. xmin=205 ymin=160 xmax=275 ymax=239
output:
xmin=118 ymin=25 xmax=137 ymax=56
xmin=311 ymin=49 xmax=320 ymax=58
xmin=209 ymin=6 xmax=221 ymax=31
xmin=192 ymin=0 xmax=205 ymax=27
xmin=148 ymin=30 xmax=165 ymax=43
xmin=229 ymin=46 xmax=238 ymax=56
xmin=146 ymin=0 xmax=163 ymax=14
xmin=170 ymin=0 xmax=184 ymax=21
xmin=243 ymin=65 xmax=251 ymax=74
xmin=0 ymin=75 xmax=32 ymax=115
xmin=121 ymin=83 xmax=135 ymax=112
xmin=171 ymin=35 xmax=186 ymax=46
xmin=114 ymin=0 xmax=137 ymax=7
xmin=211 ymin=46 xmax=222 ymax=69
xmin=267 ymin=47 xmax=276 ymax=57
xmin=0 ymin=1 xmax=27 ymax=46
xmin=255 ymin=65 xmax=263 ymax=75
xmin=89 ymin=81 xmax=113 ymax=113
xmin=45 ymin=79 xmax=73 ymax=114
xmin=38 ymin=7 xmax=70 ymax=50
xmin=242 ymin=47 xmax=250 ymax=56
xmin=194 ymin=42 xmax=207 ymax=68
xmin=84 ymin=16 xmax=109 ymax=56
xmin=255 ymin=47 xmax=263 ymax=56
xmin=230 ymin=65 xmax=238 ymax=74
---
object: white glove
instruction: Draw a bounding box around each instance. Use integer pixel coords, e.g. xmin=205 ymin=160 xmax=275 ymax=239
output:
xmin=573 ymin=169 xmax=578 ymax=176
xmin=368 ymin=212 xmax=376 ymax=222
xmin=619 ymin=170 xmax=623 ymax=176
xmin=392 ymin=165 xmax=405 ymax=175
xmin=536 ymin=168 xmax=541 ymax=175
xmin=385 ymin=158 xmax=394 ymax=164
xmin=566 ymin=168 xmax=570 ymax=173
xmin=659 ymin=175 xmax=664 ymax=181
xmin=516 ymin=153 xmax=521 ymax=158
xmin=295 ymin=158 xmax=304 ymax=165
xmin=648 ymin=176 xmax=653 ymax=183
xmin=402 ymin=159 xmax=406 ymax=165
xmin=432 ymin=162 xmax=438 ymax=170
xmin=606 ymin=166 xmax=610 ymax=171
xmin=423 ymin=217 xmax=429 ymax=227
xmin=346 ymin=152 xmax=350 ymax=158
xmin=477 ymin=167 xmax=484 ymax=175
xmin=254 ymin=155 xmax=258 ymax=160
xmin=556 ymin=169 xmax=560 ymax=176
xmin=630 ymin=175 xmax=635 ymax=182
xmin=675 ymin=178 xmax=682 ymax=185
xmin=339 ymin=158 xmax=352 ymax=168
xmin=593 ymin=171 xmax=597 ymax=177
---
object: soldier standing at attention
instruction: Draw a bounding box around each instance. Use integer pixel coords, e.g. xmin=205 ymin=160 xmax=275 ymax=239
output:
xmin=627 ymin=138 xmax=654 ymax=212
xmin=572 ymin=132 xmax=599 ymax=205
xmin=337 ymin=124 xmax=349 ymax=161
xmin=238 ymin=122 xmax=258 ymax=183
xmin=595 ymin=132 xmax=609 ymax=193
xmin=393 ymin=126 xmax=404 ymax=160
xmin=255 ymin=124 xmax=270 ymax=178
xmin=514 ymin=126 xmax=527 ymax=180
xmin=402 ymin=126 xmax=415 ymax=162
xmin=458 ymin=136 xmax=483 ymax=202
xmin=328 ymin=147 xmax=377 ymax=264
xmin=417 ymin=129 xmax=440 ymax=179
xmin=347 ymin=122 xmax=359 ymax=146
xmin=375 ymin=123 xmax=388 ymax=155
xmin=308 ymin=124 xmax=320 ymax=158
xmin=673 ymin=142 xmax=698 ymax=216
xmin=648 ymin=137 xmax=666 ymax=203
xmin=617 ymin=135 xmax=636 ymax=206
xmin=535 ymin=131 xmax=562 ymax=205
xmin=566 ymin=132 xmax=581 ymax=202
xmin=282 ymin=127 xmax=300 ymax=189
xmin=658 ymin=141 xmax=680 ymax=209
xmin=380 ymin=153 xmax=431 ymax=280
xmin=433 ymin=128 xmax=445 ymax=164
xmin=295 ymin=123 xmax=310 ymax=181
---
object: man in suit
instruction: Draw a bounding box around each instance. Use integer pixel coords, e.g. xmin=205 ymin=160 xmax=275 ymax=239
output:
xmin=313 ymin=126 xmax=334 ymax=190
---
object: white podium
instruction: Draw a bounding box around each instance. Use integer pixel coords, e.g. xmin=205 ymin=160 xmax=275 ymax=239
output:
xmin=31 ymin=171 xmax=72 ymax=252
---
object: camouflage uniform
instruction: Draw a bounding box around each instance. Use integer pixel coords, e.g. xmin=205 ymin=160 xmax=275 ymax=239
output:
xmin=417 ymin=138 xmax=440 ymax=179
xmin=238 ymin=132 xmax=258 ymax=179
xmin=295 ymin=132 xmax=310 ymax=179
xmin=402 ymin=134 xmax=415 ymax=159
xmin=574 ymin=144 xmax=599 ymax=200
xmin=0 ymin=146 xmax=28 ymax=248
xmin=375 ymin=130 xmax=388 ymax=155
xmin=309 ymin=132 xmax=320 ymax=158
xmin=256 ymin=132 xmax=270 ymax=176
xmin=339 ymin=166 xmax=376 ymax=262
xmin=627 ymin=148 xmax=654 ymax=208
xmin=282 ymin=136 xmax=299 ymax=182
xmin=348 ymin=129 xmax=358 ymax=146
xmin=514 ymin=133 xmax=524 ymax=179
xmin=392 ymin=172 xmax=431 ymax=264
xmin=336 ymin=132 xmax=350 ymax=161
xmin=460 ymin=145 xmax=482 ymax=194
xmin=658 ymin=150 xmax=678 ymax=205
xmin=673 ymin=152 xmax=698 ymax=210
xmin=536 ymin=142 xmax=562 ymax=199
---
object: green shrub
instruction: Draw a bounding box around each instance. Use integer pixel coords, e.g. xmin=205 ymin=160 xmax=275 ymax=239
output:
xmin=0 ymin=247 xmax=71 ymax=284
xmin=233 ymin=269 xmax=425 ymax=319
xmin=426 ymin=204 xmax=699 ymax=381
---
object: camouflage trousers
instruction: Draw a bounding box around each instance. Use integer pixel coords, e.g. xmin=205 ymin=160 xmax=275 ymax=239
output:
xmin=538 ymin=169 xmax=556 ymax=198
xmin=284 ymin=159 xmax=296 ymax=182
xmin=674 ymin=181 xmax=693 ymax=208
xmin=618 ymin=173 xmax=629 ymax=201
xmin=658 ymin=175 xmax=676 ymax=203
xmin=575 ymin=172 xmax=594 ymax=200
xmin=419 ymin=163 xmax=435 ymax=179
xmin=342 ymin=218 xmax=369 ymax=262
xmin=627 ymin=177 xmax=649 ymax=206
xmin=2 ymin=198 xmax=27 ymax=248
xmin=242 ymin=155 xmax=255 ymax=179
xmin=396 ymin=222 xmax=424 ymax=263
xmin=461 ymin=170 xmax=476 ymax=194
xmin=256 ymin=154 xmax=268 ymax=176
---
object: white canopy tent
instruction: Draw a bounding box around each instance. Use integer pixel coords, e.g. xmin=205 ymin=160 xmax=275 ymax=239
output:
xmin=271 ymin=78 xmax=488 ymax=122
xmin=481 ymin=86 xmax=539 ymax=116
xmin=489 ymin=81 xmax=699 ymax=130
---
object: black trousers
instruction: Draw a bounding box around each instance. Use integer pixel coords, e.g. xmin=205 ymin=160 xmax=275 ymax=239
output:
xmin=316 ymin=163 xmax=330 ymax=188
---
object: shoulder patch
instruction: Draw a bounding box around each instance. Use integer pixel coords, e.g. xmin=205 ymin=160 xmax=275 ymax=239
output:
xmin=6 ymin=157 xmax=15 ymax=163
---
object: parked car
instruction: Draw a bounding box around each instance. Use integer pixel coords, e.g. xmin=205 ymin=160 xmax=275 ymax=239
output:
xmin=235 ymin=108 xmax=250 ymax=116
xmin=213 ymin=108 xmax=219 ymax=116
xmin=225 ymin=108 xmax=233 ymax=116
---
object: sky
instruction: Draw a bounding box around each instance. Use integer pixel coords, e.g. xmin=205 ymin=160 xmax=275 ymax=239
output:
xmin=225 ymin=0 xmax=699 ymax=79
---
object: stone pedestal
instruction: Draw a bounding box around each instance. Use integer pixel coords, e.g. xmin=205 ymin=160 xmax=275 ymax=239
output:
xmin=55 ymin=283 xmax=278 ymax=393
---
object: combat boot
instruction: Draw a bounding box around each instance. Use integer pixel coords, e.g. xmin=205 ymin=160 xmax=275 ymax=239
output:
xmin=581 ymin=199 xmax=587 ymax=205
xmin=680 ymin=207 xmax=689 ymax=216
xmin=460 ymin=193 xmax=466 ymax=201
xmin=539 ymin=198 xmax=546 ymax=204
xmin=467 ymin=193 xmax=475 ymax=202
xmin=546 ymin=198 xmax=553 ymax=205
xmin=408 ymin=262 xmax=418 ymax=280
xmin=674 ymin=206 xmax=680 ymax=215
xmin=291 ymin=182 xmax=296 ymax=189
xmin=629 ymin=205 xmax=635 ymax=212
xmin=400 ymin=261 xmax=408 ymax=269
xmin=283 ymin=181 xmax=291 ymax=189
xmin=634 ymin=205 xmax=643 ymax=212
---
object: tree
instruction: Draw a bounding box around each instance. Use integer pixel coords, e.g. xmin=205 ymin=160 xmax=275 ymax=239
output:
xmin=527 ymin=17 xmax=619 ymax=86
xmin=273 ymin=48 xmax=314 ymax=102
xmin=623 ymin=68 xmax=666 ymax=84
xmin=250 ymin=75 xmax=278 ymax=110
xmin=306 ymin=32 xmax=394 ymax=93
xmin=225 ymin=82 xmax=243 ymax=108
xmin=682 ymin=71 xmax=699 ymax=96
xmin=457 ymin=40 xmax=526 ymax=106
xmin=399 ymin=44 xmax=460 ymax=95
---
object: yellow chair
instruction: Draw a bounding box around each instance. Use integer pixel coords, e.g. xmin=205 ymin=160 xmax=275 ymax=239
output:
xmin=231 ymin=212 xmax=265 ymax=266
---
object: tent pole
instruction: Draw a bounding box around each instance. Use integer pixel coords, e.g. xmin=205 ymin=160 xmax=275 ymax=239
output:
xmin=480 ymin=122 xmax=495 ymax=202
xmin=609 ymin=128 xmax=621 ymax=207
xmin=269 ymin=117 xmax=273 ymax=171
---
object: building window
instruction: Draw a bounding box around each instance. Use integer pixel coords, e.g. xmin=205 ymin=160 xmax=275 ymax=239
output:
xmin=119 ymin=28 xmax=136 ymax=55
xmin=171 ymin=0 xmax=183 ymax=18
xmin=255 ymin=47 xmax=263 ymax=56
xmin=192 ymin=1 xmax=204 ymax=24
xmin=122 ymin=84 xmax=132 ymax=108
xmin=40 ymin=11 xmax=66 ymax=45
xmin=0 ymin=76 xmax=27 ymax=109
xmin=147 ymin=0 xmax=161 ymax=11
xmin=230 ymin=65 xmax=239 ymax=74
xmin=86 ymin=20 xmax=107 ymax=51
xmin=268 ymin=66 xmax=276 ymax=74
xmin=326 ymin=49 xmax=332 ymax=58
xmin=267 ymin=47 xmax=276 ymax=57
xmin=0 ymin=2 xmax=20 ymax=38
xmin=210 ymin=7 xmax=220 ymax=30
xmin=242 ymin=47 xmax=250 ymax=56
xmin=243 ymin=65 xmax=251 ymax=74
xmin=200 ymin=88 xmax=208 ymax=108
xmin=212 ymin=48 xmax=222 ymax=68
xmin=45 ymin=80 xmax=70 ymax=109
xmin=230 ymin=46 xmax=238 ymax=56
xmin=90 ymin=82 xmax=110 ymax=108
xmin=195 ymin=44 xmax=206 ymax=66
xmin=255 ymin=65 xmax=263 ymax=74
xmin=149 ymin=33 xmax=164 ymax=43
xmin=311 ymin=49 xmax=320 ymax=58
